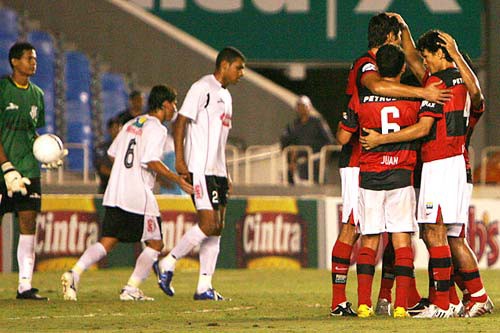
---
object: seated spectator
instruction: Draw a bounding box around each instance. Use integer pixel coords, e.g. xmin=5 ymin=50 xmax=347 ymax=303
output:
xmin=116 ymin=90 xmax=144 ymax=125
xmin=280 ymin=95 xmax=334 ymax=184
xmin=94 ymin=117 xmax=121 ymax=193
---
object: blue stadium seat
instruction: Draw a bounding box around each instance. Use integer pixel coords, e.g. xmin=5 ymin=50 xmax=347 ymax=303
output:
xmin=0 ymin=36 xmax=16 ymax=77
xmin=0 ymin=8 xmax=19 ymax=39
xmin=65 ymin=51 xmax=93 ymax=171
xmin=28 ymin=31 xmax=56 ymax=134
xmin=100 ymin=72 xmax=128 ymax=135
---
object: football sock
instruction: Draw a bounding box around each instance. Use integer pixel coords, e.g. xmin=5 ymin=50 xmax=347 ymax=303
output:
xmin=449 ymin=265 xmax=461 ymax=305
xmin=378 ymin=240 xmax=395 ymax=302
xmin=72 ymin=242 xmax=107 ymax=284
xmin=127 ymin=246 xmax=160 ymax=288
xmin=460 ymin=268 xmax=487 ymax=302
xmin=453 ymin=268 xmax=470 ymax=303
xmin=169 ymin=224 xmax=207 ymax=263
xmin=429 ymin=246 xmax=452 ymax=310
xmin=197 ymin=274 xmax=213 ymax=294
xmin=17 ymin=234 xmax=35 ymax=293
xmin=159 ymin=253 xmax=177 ymax=272
xmin=331 ymin=241 xmax=352 ymax=308
xmin=394 ymin=246 xmax=414 ymax=309
xmin=408 ymin=275 xmax=422 ymax=308
xmin=357 ymin=247 xmax=376 ymax=307
xmin=427 ymin=259 xmax=436 ymax=304
xmin=199 ymin=236 xmax=221 ymax=276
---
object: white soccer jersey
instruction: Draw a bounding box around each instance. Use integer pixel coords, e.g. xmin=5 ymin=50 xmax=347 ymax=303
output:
xmin=179 ymin=74 xmax=232 ymax=176
xmin=103 ymin=115 xmax=169 ymax=216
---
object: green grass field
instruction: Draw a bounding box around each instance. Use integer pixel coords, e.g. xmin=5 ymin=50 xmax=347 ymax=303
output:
xmin=1 ymin=268 xmax=499 ymax=332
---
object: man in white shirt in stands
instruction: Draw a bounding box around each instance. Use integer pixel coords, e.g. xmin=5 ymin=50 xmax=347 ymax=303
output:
xmin=61 ymin=84 xmax=193 ymax=301
xmin=155 ymin=47 xmax=246 ymax=300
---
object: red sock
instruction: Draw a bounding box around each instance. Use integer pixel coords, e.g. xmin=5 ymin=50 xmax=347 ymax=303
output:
xmin=427 ymin=261 xmax=436 ymax=304
xmin=449 ymin=265 xmax=460 ymax=305
xmin=460 ymin=268 xmax=487 ymax=302
xmin=394 ymin=247 xmax=414 ymax=309
xmin=408 ymin=276 xmax=422 ymax=307
xmin=331 ymin=241 xmax=353 ymax=308
xmin=357 ymin=247 xmax=376 ymax=307
xmin=429 ymin=246 xmax=452 ymax=310
xmin=378 ymin=241 xmax=395 ymax=302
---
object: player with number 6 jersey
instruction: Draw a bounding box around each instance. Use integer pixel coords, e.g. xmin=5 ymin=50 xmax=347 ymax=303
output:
xmin=61 ymin=85 xmax=192 ymax=301
xmin=338 ymin=45 xmax=421 ymax=318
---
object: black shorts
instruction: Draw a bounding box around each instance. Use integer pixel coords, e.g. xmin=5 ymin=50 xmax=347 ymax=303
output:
xmin=189 ymin=173 xmax=228 ymax=210
xmin=101 ymin=206 xmax=162 ymax=243
xmin=0 ymin=177 xmax=42 ymax=214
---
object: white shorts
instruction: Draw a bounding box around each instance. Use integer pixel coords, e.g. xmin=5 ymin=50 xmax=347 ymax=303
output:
xmin=340 ymin=167 xmax=359 ymax=225
xmin=418 ymin=155 xmax=468 ymax=225
xmin=359 ymin=186 xmax=417 ymax=235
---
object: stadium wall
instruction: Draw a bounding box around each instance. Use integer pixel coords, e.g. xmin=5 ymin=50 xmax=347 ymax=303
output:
xmin=1 ymin=195 xmax=498 ymax=272
xmin=3 ymin=0 xmax=298 ymax=147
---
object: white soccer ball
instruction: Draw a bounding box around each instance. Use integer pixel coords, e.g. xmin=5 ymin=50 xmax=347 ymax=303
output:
xmin=33 ymin=134 xmax=65 ymax=164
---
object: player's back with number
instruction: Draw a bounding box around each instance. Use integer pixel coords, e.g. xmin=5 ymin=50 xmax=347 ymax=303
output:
xmin=346 ymin=92 xmax=420 ymax=190
xmin=103 ymin=115 xmax=168 ymax=216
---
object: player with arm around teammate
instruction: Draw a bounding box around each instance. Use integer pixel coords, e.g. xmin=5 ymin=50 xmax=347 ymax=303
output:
xmin=61 ymin=84 xmax=193 ymax=301
xmin=330 ymin=13 xmax=438 ymax=317
xmin=361 ymin=30 xmax=493 ymax=318
xmin=154 ymin=47 xmax=245 ymax=301
xmin=338 ymin=45 xmax=421 ymax=318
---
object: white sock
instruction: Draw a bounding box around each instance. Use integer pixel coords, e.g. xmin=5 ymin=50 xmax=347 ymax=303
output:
xmin=197 ymin=274 xmax=213 ymax=294
xmin=199 ymin=236 xmax=220 ymax=276
xmin=166 ymin=225 xmax=207 ymax=270
xmin=127 ymin=246 xmax=160 ymax=288
xmin=197 ymin=236 xmax=220 ymax=293
xmin=17 ymin=234 xmax=35 ymax=293
xmin=159 ymin=253 xmax=177 ymax=272
xmin=72 ymin=242 xmax=107 ymax=285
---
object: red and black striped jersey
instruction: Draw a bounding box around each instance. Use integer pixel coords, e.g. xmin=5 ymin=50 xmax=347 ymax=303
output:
xmin=340 ymin=51 xmax=377 ymax=168
xmin=418 ymin=67 xmax=469 ymax=162
xmin=341 ymin=90 xmax=421 ymax=190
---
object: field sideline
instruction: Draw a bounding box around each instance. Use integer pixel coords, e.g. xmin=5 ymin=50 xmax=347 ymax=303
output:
xmin=1 ymin=268 xmax=499 ymax=332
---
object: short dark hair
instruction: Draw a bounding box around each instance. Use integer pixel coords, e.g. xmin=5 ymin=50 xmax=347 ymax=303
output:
xmin=417 ymin=30 xmax=453 ymax=62
xmin=129 ymin=90 xmax=142 ymax=99
xmin=376 ymin=44 xmax=405 ymax=78
xmin=215 ymin=47 xmax=246 ymax=69
xmin=107 ymin=117 xmax=120 ymax=129
xmin=8 ymin=42 xmax=36 ymax=69
xmin=147 ymin=85 xmax=177 ymax=111
xmin=368 ymin=13 xmax=402 ymax=49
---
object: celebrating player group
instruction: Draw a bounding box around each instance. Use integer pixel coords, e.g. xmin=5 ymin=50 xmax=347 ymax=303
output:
xmin=332 ymin=12 xmax=493 ymax=319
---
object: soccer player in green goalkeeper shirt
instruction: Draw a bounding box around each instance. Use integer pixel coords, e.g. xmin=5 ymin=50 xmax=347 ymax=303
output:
xmin=0 ymin=42 xmax=61 ymax=300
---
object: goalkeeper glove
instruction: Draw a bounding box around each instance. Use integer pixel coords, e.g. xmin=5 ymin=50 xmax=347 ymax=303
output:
xmin=1 ymin=161 xmax=31 ymax=197
xmin=41 ymin=149 xmax=69 ymax=169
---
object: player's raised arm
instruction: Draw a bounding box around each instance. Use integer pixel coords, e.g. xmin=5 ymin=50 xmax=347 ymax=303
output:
xmin=437 ymin=31 xmax=484 ymax=109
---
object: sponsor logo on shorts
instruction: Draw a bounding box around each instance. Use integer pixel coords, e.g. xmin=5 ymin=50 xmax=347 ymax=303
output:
xmin=194 ymin=183 xmax=203 ymax=199
xmin=147 ymin=218 xmax=156 ymax=233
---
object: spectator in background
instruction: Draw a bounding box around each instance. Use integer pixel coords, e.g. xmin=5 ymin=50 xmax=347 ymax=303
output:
xmin=94 ymin=117 xmax=121 ymax=194
xmin=116 ymin=90 xmax=144 ymax=125
xmin=280 ymin=95 xmax=334 ymax=184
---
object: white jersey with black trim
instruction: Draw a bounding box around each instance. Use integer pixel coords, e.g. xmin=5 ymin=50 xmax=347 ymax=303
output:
xmin=103 ymin=115 xmax=168 ymax=216
xmin=179 ymin=74 xmax=232 ymax=176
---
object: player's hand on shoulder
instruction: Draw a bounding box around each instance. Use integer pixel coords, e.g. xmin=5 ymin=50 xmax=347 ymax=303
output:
xmin=424 ymin=81 xmax=452 ymax=104
xmin=41 ymin=149 xmax=69 ymax=169
xmin=1 ymin=161 xmax=31 ymax=197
